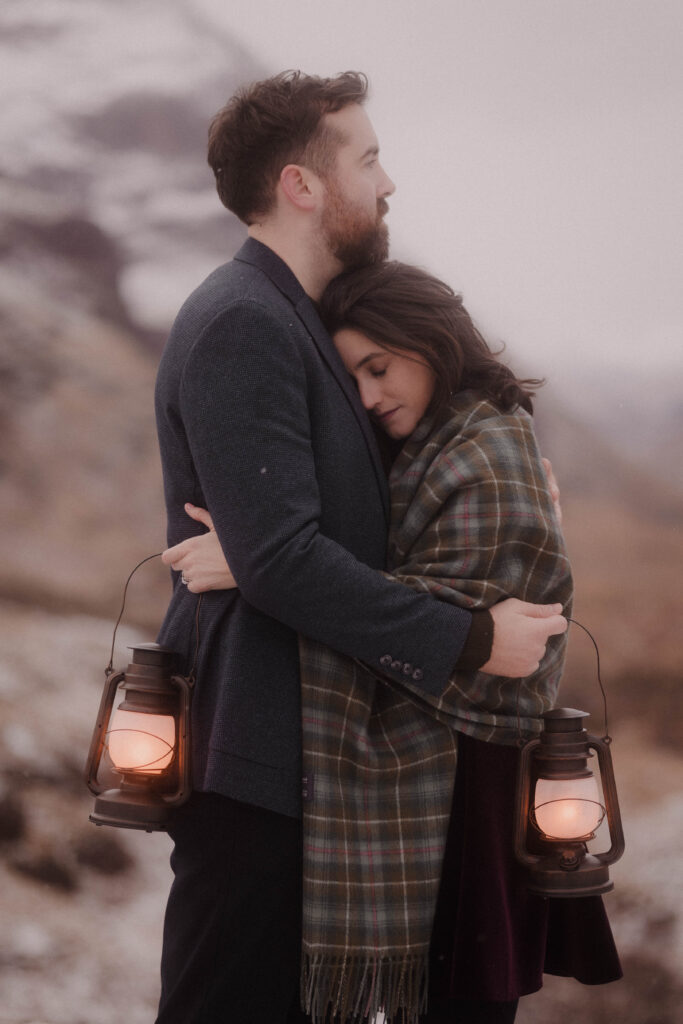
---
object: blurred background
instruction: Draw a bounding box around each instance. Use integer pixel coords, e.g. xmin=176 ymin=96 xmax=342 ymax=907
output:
xmin=0 ymin=1 xmax=681 ymax=1021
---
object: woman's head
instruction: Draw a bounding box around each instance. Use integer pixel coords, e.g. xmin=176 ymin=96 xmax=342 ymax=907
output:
xmin=332 ymin=325 xmax=437 ymax=440
xmin=319 ymin=261 xmax=540 ymax=435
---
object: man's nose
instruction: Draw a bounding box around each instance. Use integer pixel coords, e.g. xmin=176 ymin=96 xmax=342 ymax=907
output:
xmin=378 ymin=164 xmax=395 ymax=197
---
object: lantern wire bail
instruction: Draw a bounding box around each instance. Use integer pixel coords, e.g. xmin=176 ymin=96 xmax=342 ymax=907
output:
xmin=566 ymin=618 xmax=610 ymax=743
xmin=515 ymin=616 xmax=610 ymax=746
xmin=105 ymin=552 xmax=204 ymax=684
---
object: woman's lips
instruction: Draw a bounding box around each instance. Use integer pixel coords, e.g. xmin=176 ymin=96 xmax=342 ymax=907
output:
xmin=376 ymin=407 xmax=399 ymax=422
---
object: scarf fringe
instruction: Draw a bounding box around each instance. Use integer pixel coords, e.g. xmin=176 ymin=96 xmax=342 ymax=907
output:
xmin=301 ymin=951 xmax=429 ymax=1024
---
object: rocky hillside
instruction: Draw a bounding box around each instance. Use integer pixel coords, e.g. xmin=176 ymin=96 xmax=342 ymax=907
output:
xmin=0 ymin=0 xmax=250 ymax=627
xmin=533 ymin=399 xmax=683 ymax=754
xmin=0 ymin=177 xmax=168 ymax=626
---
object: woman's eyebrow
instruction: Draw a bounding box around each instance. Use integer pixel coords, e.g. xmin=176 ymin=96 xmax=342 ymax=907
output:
xmin=354 ymin=350 xmax=385 ymax=370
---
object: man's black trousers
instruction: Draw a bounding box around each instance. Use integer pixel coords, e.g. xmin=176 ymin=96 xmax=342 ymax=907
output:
xmin=155 ymin=791 xmax=517 ymax=1024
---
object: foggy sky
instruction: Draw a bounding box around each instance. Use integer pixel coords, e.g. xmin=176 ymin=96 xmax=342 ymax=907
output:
xmin=198 ymin=0 xmax=683 ymax=382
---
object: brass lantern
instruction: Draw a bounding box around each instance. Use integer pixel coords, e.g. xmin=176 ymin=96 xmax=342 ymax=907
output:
xmin=514 ymin=708 xmax=625 ymax=897
xmin=85 ymin=643 xmax=192 ymax=831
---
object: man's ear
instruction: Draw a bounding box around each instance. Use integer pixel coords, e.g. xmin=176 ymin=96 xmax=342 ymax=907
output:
xmin=279 ymin=164 xmax=321 ymax=211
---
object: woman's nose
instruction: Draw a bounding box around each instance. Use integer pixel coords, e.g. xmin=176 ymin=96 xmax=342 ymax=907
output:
xmin=358 ymin=378 xmax=381 ymax=410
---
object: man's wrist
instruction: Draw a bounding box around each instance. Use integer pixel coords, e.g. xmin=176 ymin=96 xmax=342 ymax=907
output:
xmin=455 ymin=609 xmax=494 ymax=672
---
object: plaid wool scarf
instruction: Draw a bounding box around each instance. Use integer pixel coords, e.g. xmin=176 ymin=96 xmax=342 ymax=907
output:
xmin=300 ymin=394 xmax=573 ymax=1024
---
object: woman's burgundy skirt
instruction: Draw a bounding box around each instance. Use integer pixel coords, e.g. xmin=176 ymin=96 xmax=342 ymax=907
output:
xmin=428 ymin=733 xmax=623 ymax=1002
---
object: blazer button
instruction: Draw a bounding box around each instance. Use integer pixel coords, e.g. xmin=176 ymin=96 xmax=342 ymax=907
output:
xmin=402 ymin=662 xmax=413 ymax=675
xmin=380 ymin=654 xmax=393 ymax=667
xmin=391 ymin=660 xmax=402 ymax=671
xmin=412 ymin=668 xmax=423 ymax=681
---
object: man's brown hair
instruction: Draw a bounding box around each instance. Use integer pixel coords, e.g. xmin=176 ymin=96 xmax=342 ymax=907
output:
xmin=208 ymin=70 xmax=368 ymax=225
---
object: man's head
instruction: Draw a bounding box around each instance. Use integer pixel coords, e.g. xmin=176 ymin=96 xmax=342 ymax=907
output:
xmin=207 ymin=71 xmax=394 ymax=271
xmin=208 ymin=70 xmax=370 ymax=225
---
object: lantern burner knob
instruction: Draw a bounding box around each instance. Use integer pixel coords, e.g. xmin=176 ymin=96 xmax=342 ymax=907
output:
xmin=559 ymin=848 xmax=583 ymax=870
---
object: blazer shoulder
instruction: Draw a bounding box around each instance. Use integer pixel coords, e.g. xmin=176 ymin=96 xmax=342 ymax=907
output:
xmin=173 ymin=259 xmax=291 ymax=329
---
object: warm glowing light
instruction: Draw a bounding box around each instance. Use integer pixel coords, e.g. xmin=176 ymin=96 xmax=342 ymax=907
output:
xmin=534 ymin=775 xmax=603 ymax=839
xmin=108 ymin=708 xmax=175 ymax=773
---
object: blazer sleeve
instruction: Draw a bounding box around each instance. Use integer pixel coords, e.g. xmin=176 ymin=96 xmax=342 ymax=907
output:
xmin=176 ymin=299 xmax=470 ymax=699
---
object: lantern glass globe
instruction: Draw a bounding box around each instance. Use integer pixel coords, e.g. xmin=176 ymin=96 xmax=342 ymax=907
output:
xmin=534 ymin=775 xmax=602 ymax=840
xmin=108 ymin=707 xmax=176 ymax=774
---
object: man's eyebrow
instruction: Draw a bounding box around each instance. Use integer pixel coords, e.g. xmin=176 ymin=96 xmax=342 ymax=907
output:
xmin=360 ymin=144 xmax=380 ymax=160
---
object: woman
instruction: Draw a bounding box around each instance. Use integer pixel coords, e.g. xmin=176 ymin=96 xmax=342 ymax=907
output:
xmin=165 ymin=263 xmax=619 ymax=1024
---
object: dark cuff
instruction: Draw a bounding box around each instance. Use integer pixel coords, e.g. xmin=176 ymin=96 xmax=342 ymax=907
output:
xmin=455 ymin=609 xmax=494 ymax=672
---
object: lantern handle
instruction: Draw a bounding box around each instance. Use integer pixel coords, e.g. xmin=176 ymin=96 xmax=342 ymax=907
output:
xmin=85 ymin=670 xmax=126 ymax=795
xmin=513 ymin=736 xmax=541 ymax=868
xmin=186 ymin=593 xmax=204 ymax=686
xmin=105 ymin=552 xmax=203 ymax=687
xmin=106 ymin=552 xmax=164 ymax=677
xmin=567 ymin=619 xmax=610 ymax=742
xmin=160 ymin=673 xmax=194 ymax=807
xmin=588 ymin=735 xmax=626 ymax=865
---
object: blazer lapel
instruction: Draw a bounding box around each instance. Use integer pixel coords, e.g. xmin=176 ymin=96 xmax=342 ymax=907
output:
xmin=234 ymin=238 xmax=390 ymax=523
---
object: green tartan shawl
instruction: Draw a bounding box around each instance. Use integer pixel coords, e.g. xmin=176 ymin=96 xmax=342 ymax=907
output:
xmin=300 ymin=394 xmax=573 ymax=1024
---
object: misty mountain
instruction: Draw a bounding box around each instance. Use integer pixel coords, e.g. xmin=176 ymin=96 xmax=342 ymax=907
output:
xmin=0 ymin=0 xmax=259 ymax=622
xmin=1 ymin=0 xmax=251 ymax=330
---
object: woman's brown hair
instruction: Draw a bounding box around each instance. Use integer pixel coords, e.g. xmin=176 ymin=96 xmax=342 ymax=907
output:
xmin=319 ymin=261 xmax=542 ymax=416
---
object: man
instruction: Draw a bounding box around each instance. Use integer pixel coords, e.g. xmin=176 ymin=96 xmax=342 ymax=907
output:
xmin=153 ymin=71 xmax=567 ymax=1024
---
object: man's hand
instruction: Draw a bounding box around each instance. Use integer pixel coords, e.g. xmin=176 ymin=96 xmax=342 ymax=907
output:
xmin=161 ymin=504 xmax=238 ymax=593
xmin=481 ymin=598 xmax=568 ymax=677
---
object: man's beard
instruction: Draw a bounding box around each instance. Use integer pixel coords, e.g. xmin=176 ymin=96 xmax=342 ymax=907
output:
xmin=321 ymin=182 xmax=390 ymax=271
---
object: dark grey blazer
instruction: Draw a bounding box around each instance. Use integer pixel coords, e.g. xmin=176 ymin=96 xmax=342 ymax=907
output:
xmin=155 ymin=238 xmax=471 ymax=818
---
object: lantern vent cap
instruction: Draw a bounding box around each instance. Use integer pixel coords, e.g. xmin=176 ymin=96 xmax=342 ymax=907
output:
xmin=542 ymin=708 xmax=590 ymax=733
xmin=127 ymin=644 xmax=177 ymax=669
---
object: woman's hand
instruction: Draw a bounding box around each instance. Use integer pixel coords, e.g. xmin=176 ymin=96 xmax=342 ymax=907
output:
xmin=162 ymin=504 xmax=238 ymax=593
xmin=541 ymin=458 xmax=562 ymax=525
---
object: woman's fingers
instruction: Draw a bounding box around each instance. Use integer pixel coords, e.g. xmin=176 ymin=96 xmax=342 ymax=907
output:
xmin=184 ymin=503 xmax=215 ymax=531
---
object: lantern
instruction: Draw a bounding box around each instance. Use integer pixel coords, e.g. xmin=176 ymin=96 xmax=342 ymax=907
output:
xmin=85 ymin=643 xmax=192 ymax=831
xmin=514 ymin=708 xmax=625 ymax=897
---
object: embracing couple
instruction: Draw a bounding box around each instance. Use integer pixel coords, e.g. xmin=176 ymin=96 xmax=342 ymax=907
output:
xmin=153 ymin=72 xmax=620 ymax=1024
